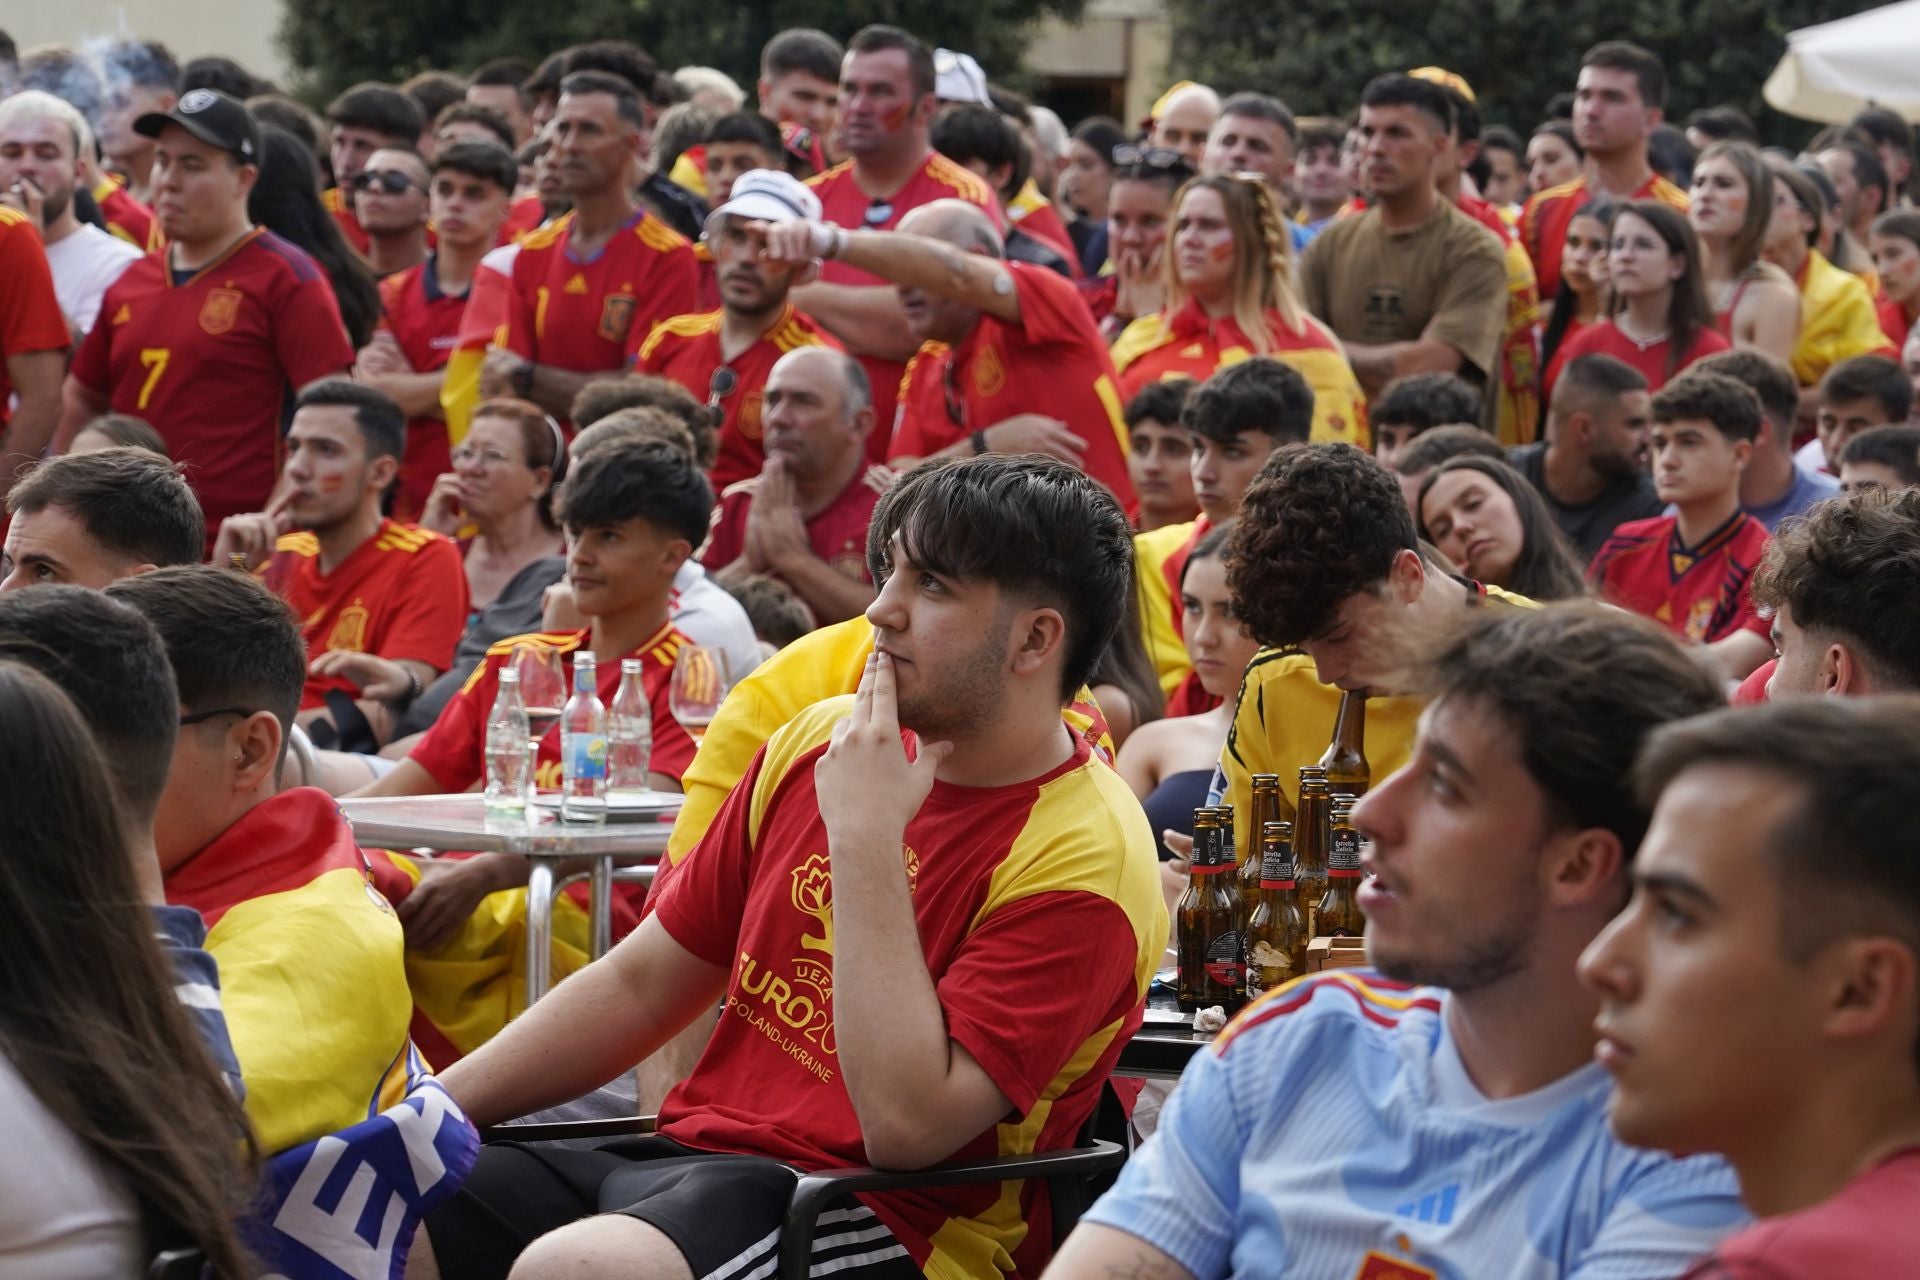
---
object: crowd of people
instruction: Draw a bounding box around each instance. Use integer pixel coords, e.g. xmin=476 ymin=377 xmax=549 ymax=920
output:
xmin=1 ymin=18 xmax=1919 ymax=1280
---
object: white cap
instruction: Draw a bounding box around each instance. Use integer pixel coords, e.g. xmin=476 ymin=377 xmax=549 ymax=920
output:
xmin=703 ymin=169 xmax=822 ymax=241
xmin=934 ymin=49 xmax=991 ymax=105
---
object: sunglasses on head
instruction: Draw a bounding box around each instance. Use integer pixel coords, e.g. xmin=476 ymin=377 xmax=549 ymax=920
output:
xmin=350 ymin=169 xmax=425 ymax=195
xmin=1112 ymin=145 xmax=1191 ymax=171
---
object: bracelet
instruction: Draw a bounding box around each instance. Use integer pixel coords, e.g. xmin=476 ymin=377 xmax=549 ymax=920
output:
xmin=825 ymin=224 xmax=847 ymax=260
xmin=389 ymin=665 xmax=423 ymax=711
xmin=971 ymin=429 xmax=989 ymax=455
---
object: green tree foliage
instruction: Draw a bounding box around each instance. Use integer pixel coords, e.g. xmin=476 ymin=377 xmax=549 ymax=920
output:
xmin=281 ymin=0 xmax=1083 ymax=102
xmin=1165 ymin=0 xmax=1889 ymax=144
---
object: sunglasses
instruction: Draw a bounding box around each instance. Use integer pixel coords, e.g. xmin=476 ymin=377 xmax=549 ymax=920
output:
xmin=708 ymin=366 xmax=739 ymax=409
xmin=1112 ymin=145 xmax=1191 ymax=171
xmin=350 ymin=169 xmax=426 ymax=195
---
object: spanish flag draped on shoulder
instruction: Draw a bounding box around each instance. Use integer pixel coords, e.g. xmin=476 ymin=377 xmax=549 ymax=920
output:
xmin=438 ymin=240 xmax=522 ymax=445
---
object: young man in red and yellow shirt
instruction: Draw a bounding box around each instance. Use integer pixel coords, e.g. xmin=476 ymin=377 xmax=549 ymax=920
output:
xmin=60 ymin=91 xmax=355 ymax=535
xmin=353 ymin=439 xmax=710 ymax=1061
xmin=1521 ymin=43 xmax=1688 ymax=301
xmin=358 ymin=140 xmax=518 ymax=518
xmin=213 ymin=382 xmax=467 ymax=731
xmin=799 ymin=26 xmax=1001 ymax=460
xmin=483 ymin=74 xmax=698 ymax=428
xmin=416 ymin=453 xmax=1165 ymax=1280
xmin=324 ymin=83 xmax=424 ymax=259
xmin=0 ymin=204 xmax=70 ymax=489
xmin=1589 ymin=370 xmax=1773 ymax=683
xmin=637 ymin=169 xmax=838 ymax=491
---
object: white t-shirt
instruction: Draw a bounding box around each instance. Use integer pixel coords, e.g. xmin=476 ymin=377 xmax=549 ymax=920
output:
xmin=670 ymin=558 xmax=763 ymax=683
xmin=0 ymin=1050 xmax=141 ymax=1278
xmin=44 ymin=224 xmax=143 ymax=336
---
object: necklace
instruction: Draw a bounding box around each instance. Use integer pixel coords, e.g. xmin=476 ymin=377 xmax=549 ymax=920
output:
xmin=1613 ymin=315 xmax=1669 ymax=351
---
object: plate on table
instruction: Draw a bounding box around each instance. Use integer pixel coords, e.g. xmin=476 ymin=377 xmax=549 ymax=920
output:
xmin=529 ymin=791 xmax=680 ymax=822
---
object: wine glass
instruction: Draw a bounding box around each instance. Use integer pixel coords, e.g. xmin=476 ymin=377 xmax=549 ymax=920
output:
xmin=511 ymin=644 xmax=566 ymax=788
xmin=669 ymin=645 xmax=730 ymax=742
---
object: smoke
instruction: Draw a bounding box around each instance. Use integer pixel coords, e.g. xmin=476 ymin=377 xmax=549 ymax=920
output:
xmin=11 ymin=31 xmax=181 ymax=135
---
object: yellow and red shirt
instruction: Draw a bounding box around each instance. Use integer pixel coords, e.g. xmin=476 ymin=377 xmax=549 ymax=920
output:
xmin=652 ymin=695 xmax=1166 ymax=1279
xmin=1521 ymin=172 xmax=1688 ymax=302
xmin=1110 ymin=300 xmax=1368 ymax=449
xmin=0 ymin=208 xmax=69 ymax=431
xmin=1589 ymin=511 xmax=1771 ymax=644
xmin=165 ymin=786 xmax=412 ymax=1153
xmin=891 ymin=261 xmax=1137 ymax=509
xmin=263 ymin=519 xmax=469 ymax=710
xmin=323 ymin=185 xmax=371 ymax=257
xmin=503 ymin=209 xmax=699 ymax=413
xmin=1789 ymin=249 xmax=1899 ymax=388
xmin=92 ymin=175 xmax=159 ymax=251
xmin=809 ymin=151 xmax=1001 ymax=459
xmin=636 ymin=304 xmax=839 ymax=490
xmin=376 ymin=257 xmax=466 ymax=520
xmin=70 ymin=229 xmax=356 ymax=534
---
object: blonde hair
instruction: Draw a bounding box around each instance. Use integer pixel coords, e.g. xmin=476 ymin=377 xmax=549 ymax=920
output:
xmin=0 ymin=89 xmax=94 ymax=164
xmin=1161 ymin=174 xmax=1305 ymax=346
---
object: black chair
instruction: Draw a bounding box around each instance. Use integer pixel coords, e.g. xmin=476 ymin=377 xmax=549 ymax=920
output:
xmin=484 ymin=1085 xmax=1129 ymax=1280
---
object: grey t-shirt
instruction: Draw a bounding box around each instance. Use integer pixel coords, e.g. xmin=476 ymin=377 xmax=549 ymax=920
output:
xmin=1508 ymin=442 xmax=1664 ymax=563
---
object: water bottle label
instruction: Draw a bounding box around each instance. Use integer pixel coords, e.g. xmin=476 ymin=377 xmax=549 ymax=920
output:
xmin=566 ymin=733 xmax=608 ymax=781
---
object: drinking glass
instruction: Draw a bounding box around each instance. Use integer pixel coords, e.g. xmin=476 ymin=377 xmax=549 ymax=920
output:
xmin=669 ymin=645 xmax=730 ymax=742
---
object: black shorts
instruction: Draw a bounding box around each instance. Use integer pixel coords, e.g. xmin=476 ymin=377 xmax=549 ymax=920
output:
xmin=425 ymin=1135 xmax=924 ymax=1280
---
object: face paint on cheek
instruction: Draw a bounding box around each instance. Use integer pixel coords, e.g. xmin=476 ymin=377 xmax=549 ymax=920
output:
xmin=882 ymin=102 xmax=912 ymax=131
xmin=317 ymin=475 xmax=346 ymax=494
xmin=1209 ymin=241 xmax=1236 ymax=262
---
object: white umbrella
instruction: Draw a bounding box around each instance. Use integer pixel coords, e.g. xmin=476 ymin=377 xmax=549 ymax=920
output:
xmin=1762 ymin=0 xmax=1920 ymax=124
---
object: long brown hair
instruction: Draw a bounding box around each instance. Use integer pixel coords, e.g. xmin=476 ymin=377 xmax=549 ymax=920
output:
xmin=1694 ymin=140 xmax=1775 ymax=275
xmin=0 ymin=662 xmax=259 ymax=1276
xmin=1162 ymin=174 xmax=1308 ymax=341
xmin=1608 ymin=200 xmax=1715 ymax=380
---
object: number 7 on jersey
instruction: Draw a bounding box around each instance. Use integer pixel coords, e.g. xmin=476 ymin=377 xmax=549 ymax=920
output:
xmin=137 ymin=347 xmax=171 ymax=410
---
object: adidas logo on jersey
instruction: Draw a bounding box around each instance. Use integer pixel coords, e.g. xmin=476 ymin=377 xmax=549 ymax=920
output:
xmin=1394 ymin=1184 xmax=1459 ymax=1226
xmin=564 ymin=273 xmax=589 ymax=295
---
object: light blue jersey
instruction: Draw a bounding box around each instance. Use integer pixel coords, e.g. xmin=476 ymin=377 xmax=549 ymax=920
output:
xmin=1086 ymin=971 xmax=1746 ymax=1279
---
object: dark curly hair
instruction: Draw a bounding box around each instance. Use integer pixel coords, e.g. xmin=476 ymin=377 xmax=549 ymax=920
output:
xmin=1752 ymin=487 xmax=1920 ymax=690
xmin=1226 ymin=442 xmax=1417 ymax=647
xmin=1651 ymin=370 xmax=1763 ymax=443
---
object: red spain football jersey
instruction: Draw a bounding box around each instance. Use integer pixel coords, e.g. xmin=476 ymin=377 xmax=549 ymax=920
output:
xmin=808 ymin=151 xmax=1001 ymax=463
xmin=1589 ymin=511 xmax=1770 ymax=644
xmin=262 ymin=519 xmax=469 ymax=710
xmin=377 ymin=258 xmax=467 ymax=520
xmin=0 ymin=208 xmax=70 ymax=429
xmin=698 ymin=463 xmax=892 ymax=584
xmin=635 ymin=304 xmax=839 ymax=491
xmin=890 ymin=262 xmax=1137 ymax=508
xmin=1521 ymin=172 xmax=1688 ymax=302
xmin=409 ymin=622 xmax=696 ymax=794
xmin=502 ymin=209 xmax=698 ymax=410
xmin=499 ymin=194 xmax=547 ymax=246
xmin=323 ymin=186 xmax=371 ymax=257
xmin=93 ymin=177 xmax=158 ymax=252
xmin=70 ymin=229 xmax=356 ymax=531
xmin=651 ymin=696 xmax=1163 ymax=1279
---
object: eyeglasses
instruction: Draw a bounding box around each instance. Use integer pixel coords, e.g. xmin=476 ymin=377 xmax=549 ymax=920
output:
xmin=1112 ymin=145 xmax=1192 ymax=172
xmin=350 ymin=169 xmax=426 ymax=195
xmin=179 ymin=707 xmax=256 ymax=726
xmin=707 ymin=365 xmax=739 ymax=410
xmin=451 ymin=443 xmax=519 ymax=469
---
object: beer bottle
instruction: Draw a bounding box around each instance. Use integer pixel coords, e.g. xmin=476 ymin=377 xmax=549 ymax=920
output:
xmin=1244 ymin=821 xmax=1307 ymax=1002
xmin=1176 ymin=808 xmax=1244 ymax=1012
xmin=1317 ymin=796 xmax=1367 ymax=938
xmin=1293 ymin=766 xmax=1331 ymax=936
xmin=1319 ymin=690 xmax=1371 ymax=798
xmin=1238 ymin=774 xmax=1282 ymax=903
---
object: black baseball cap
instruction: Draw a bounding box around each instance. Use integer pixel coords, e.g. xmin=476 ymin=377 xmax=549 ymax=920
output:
xmin=135 ymin=88 xmax=262 ymax=165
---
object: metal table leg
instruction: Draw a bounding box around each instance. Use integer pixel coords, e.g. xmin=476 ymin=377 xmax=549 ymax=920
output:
xmin=525 ymin=857 xmax=554 ymax=1004
xmin=590 ymin=854 xmax=613 ymax=959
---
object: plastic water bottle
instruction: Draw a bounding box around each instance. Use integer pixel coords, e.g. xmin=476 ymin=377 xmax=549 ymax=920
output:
xmin=560 ymin=652 xmax=609 ymax=823
xmin=483 ymin=668 xmax=531 ymax=815
xmin=608 ymin=658 xmax=653 ymax=800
